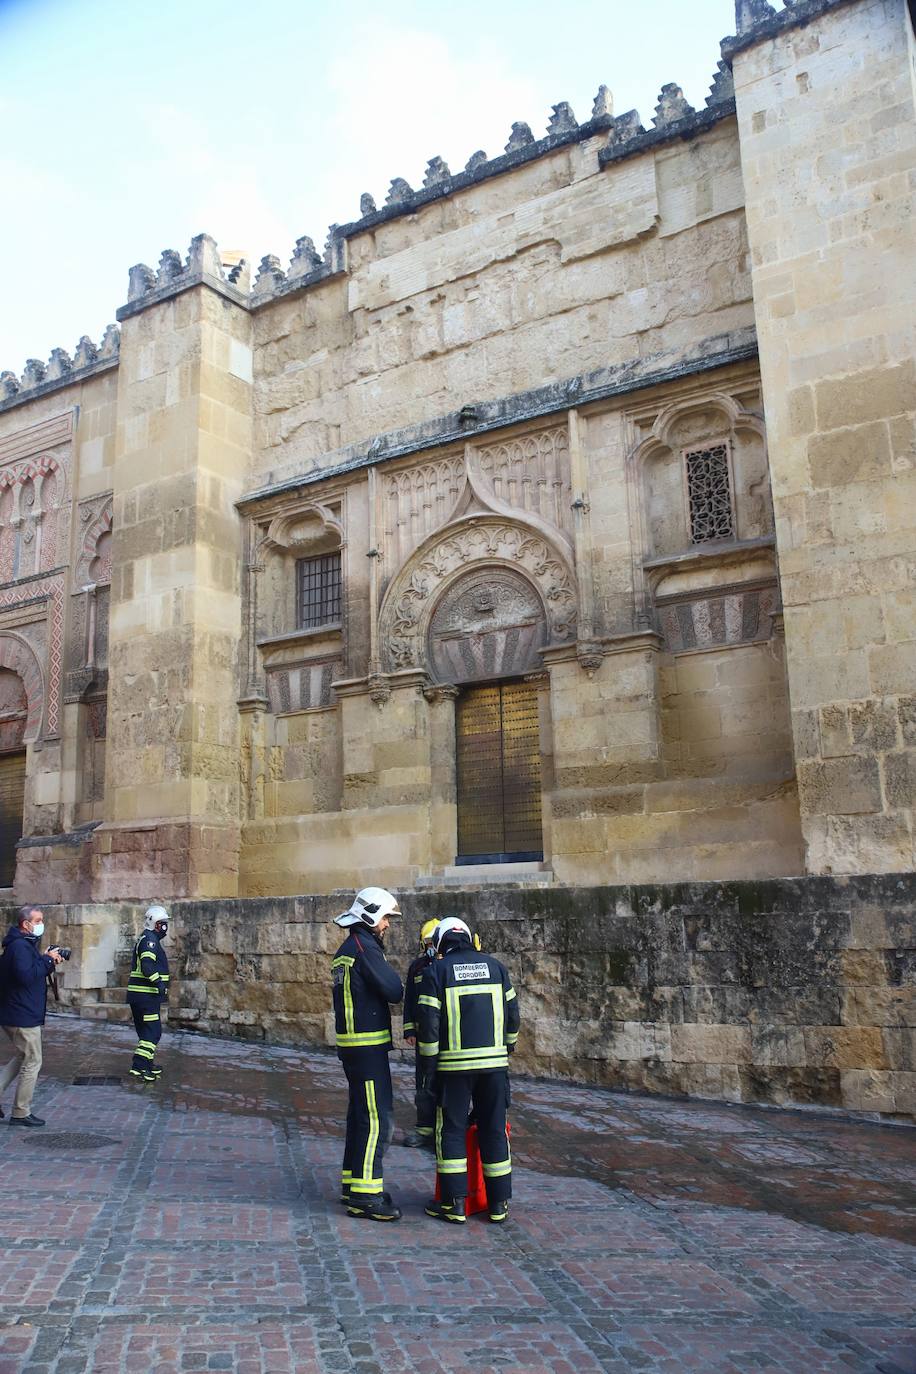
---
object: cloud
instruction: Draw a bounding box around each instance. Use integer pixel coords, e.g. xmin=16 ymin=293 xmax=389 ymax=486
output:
xmin=323 ymin=23 xmax=543 ymax=212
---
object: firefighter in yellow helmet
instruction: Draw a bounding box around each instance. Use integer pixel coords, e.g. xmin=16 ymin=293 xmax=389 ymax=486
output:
xmin=400 ymin=918 xmax=439 ymax=1148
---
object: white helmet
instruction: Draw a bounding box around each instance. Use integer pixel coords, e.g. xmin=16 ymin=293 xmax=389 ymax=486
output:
xmin=433 ymin=917 xmax=472 ymax=952
xmin=144 ymin=904 xmax=169 ymax=932
xmin=334 ymin=887 xmax=401 ymax=929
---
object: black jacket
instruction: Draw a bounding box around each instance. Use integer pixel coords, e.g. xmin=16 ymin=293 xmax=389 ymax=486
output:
xmin=403 ymin=951 xmax=434 ymax=1038
xmin=0 ymin=925 xmax=55 ymax=1028
xmin=418 ymin=939 xmax=520 ymax=1073
xmin=332 ymin=927 xmax=403 ymax=1053
xmin=126 ymin=931 xmax=170 ymax=1000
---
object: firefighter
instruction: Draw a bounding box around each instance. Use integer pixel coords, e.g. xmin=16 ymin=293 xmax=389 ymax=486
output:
xmin=332 ymin=886 xmax=404 ymax=1222
xmin=418 ymin=917 xmax=520 ymax=1225
xmin=126 ymin=905 xmax=170 ymax=1082
xmin=401 ymin=918 xmax=439 ymax=1148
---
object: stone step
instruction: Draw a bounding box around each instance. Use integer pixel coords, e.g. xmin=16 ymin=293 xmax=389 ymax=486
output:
xmin=79 ymin=1002 xmax=133 ymax=1024
xmin=417 ymin=862 xmax=555 ymax=887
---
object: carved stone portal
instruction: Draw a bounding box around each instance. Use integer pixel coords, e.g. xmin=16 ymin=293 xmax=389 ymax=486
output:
xmin=378 ymin=518 xmax=576 ymax=675
xmin=428 ymin=569 xmax=547 ymax=684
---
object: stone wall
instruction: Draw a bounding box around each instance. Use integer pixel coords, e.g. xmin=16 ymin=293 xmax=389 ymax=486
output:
xmin=30 ymin=874 xmax=916 ymax=1121
xmin=730 ymin=0 xmax=916 ymax=874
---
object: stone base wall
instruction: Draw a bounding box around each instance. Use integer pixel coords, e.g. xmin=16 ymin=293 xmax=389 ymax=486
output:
xmin=20 ymin=874 xmax=915 ymax=1121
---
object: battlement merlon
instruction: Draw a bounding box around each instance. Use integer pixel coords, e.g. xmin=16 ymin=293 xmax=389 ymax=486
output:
xmin=0 ymin=324 xmax=119 ymax=416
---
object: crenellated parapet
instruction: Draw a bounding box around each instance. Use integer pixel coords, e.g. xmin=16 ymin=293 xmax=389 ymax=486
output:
xmin=722 ymin=0 xmax=855 ymax=58
xmin=0 ymin=324 xmax=120 ymax=412
xmin=118 ymin=231 xmax=252 ymax=320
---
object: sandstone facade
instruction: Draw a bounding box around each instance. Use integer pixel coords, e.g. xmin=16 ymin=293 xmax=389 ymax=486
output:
xmin=0 ymin=1 xmax=911 ymax=901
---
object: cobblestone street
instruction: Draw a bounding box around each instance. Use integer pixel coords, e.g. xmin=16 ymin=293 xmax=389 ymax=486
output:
xmin=1 ymin=1017 xmax=914 ymax=1374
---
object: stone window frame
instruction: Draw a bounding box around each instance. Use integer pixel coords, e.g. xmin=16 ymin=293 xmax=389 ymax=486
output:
xmin=681 ymin=438 xmax=737 ymax=546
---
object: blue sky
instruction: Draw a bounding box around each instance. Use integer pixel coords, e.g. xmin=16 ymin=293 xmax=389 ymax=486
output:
xmin=0 ymin=0 xmax=738 ymax=370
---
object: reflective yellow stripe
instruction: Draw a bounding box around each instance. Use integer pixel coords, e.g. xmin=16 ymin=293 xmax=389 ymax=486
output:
xmin=362 ymin=1079 xmax=379 ymax=1188
xmin=482 ymin=1160 xmax=512 ymax=1177
xmin=336 ymin=1031 xmax=392 ymax=1048
xmin=139 ymin=950 xmax=157 ymax=961
xmin=417 ymin=995 xmax=441 ymax=1009
xmin=439 ymin=1044 xmax=507 ymax=1060
xmin=403 ymin=1022 xmax=416 ymax=1033
xmin=446 ymin=986 xmax=460 ymax=1052
xmin=438 ymin=1056 xmax=508 ymax=1071
xmin=142 ymin=1015 xmax=160 ymax=1022
xmin=349 ymin=1179 xmax=383 ymax=1195
xmin=505 ymin=987 xmax=516 ymax=1002
xmin=418 ymin=1041 xmax=439 ymax=1057
xmin=506 ymin=1032 xmax=518 ymax=1044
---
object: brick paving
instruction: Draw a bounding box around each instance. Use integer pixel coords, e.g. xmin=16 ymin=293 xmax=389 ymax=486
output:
xmin=0 ymin=1018 xmax=912 ymax=1373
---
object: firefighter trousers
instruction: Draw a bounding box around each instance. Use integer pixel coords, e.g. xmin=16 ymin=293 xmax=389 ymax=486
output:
xmin=128 ymin=995 xmax=162 ymax=1072
xmin=413 ymin=1044 xmax=435 ymax=1138
xmin=340 ymin=1048 xmax=393 ymax=1197
xmin=436 ymin=1069 xmax=511 ymax=1206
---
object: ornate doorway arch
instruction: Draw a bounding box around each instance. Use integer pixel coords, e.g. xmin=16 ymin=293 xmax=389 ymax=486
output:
xmin=379 ymin=515 xmax=576 ymax=676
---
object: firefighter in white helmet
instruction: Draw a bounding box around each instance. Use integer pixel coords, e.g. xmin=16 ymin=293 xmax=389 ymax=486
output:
xmin=331 ymin=887 xmax=404 ymax=1221
xmin=126 ymin=905 xmax=171 ymax=1083
xmin=418 ymin=917 xmax=519 ymax=1225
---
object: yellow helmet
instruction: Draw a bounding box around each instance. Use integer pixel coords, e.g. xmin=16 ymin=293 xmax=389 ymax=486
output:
xmin=419 ymin=919 xmax=439 ymax=945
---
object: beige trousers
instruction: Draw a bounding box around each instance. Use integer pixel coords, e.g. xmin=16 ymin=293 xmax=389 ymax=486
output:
xmin=0 ymin=1024 xmax=43 ymax=1118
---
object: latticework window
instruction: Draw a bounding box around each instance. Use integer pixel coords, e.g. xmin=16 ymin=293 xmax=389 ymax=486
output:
xmin=297 ymin=552 xmax=342 ymax=629
xmin=685 ymin=444 xmax=734 ymax=544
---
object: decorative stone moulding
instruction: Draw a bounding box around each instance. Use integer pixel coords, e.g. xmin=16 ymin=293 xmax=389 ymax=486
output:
xmin=423 ymin=157 xmax=451 ymax=188
xmin=706 ymin=61 xmax=735 ymax=106
xmin=653 ymin=84 xmax=695 ymax=128
xmin=378 ymin=517 xmax=577 ymax=677
xmin=505 ymin=121 xmax=535 ymax=153
xmin=591 ymin=86 xmax=613 ymax=119
xmin=386 ymin=177 xmax=414 ymax=207
xmin=367 ymin=672 xmax=391 ymax=708
xmin=288 ymin=236 xmax=323 ymax=280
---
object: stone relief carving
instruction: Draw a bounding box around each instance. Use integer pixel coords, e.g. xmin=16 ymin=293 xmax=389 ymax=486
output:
xmin=382 ymin=453 xmax=465 ymax=574
xmin=473 ymin=426 xmax=572 ymax=537
xmin=379 ymin=518 xmax=576 ymax=674
xmin=74 ymin=495 xmax=113 ymax=587
xmin=428 ymin=568 xmax=547 ymax=684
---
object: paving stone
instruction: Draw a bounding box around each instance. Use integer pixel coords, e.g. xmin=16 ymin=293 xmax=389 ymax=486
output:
xmin=1 ymin=1018 xmax=911 ymax=1374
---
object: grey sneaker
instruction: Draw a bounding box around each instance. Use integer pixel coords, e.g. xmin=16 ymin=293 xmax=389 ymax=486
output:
xmin=9 ymin=1114 xmax=45 ymax=1128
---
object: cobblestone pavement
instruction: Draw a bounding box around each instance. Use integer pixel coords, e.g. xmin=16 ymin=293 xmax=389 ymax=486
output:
xmin=1 ymin=1017 xmax=914 ymax=1374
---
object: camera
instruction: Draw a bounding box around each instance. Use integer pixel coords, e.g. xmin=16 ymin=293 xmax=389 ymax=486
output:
xmin=48 ymin=946 xmax=72 ymax=961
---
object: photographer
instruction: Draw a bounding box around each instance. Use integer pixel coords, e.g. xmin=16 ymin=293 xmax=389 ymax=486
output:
xmin=0 ymin=905 xmax=63 ymax=1127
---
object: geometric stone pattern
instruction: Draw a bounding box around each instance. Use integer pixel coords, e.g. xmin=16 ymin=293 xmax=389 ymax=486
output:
xmin=3 ymin=1017 xmax=912 ymax=1374
xmin=265 ymin=657 xmax=341 ymax=714
xmin=0 ymin=575 xmax=64 ymax=736
xmin=657 ymin=582 xmax=780 ymax=653
xmin=685 ymin=442 xmax=734 ymax=543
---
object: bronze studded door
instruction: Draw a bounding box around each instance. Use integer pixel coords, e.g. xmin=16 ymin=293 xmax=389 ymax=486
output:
xmin=456 ymin=681 xmax=542 ymax=862
xmin=0 ymin=751 xmax=25 ymax=887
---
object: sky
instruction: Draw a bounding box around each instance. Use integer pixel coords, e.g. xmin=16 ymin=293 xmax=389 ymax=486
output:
xmin=0 ymin=0 xmax=738 ymax=371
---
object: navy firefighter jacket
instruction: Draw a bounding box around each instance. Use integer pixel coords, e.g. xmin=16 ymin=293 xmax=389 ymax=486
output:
xmin=332 ymin=928 xmax=403 ymax=1053
xmin=126 ymin=931 xmax=170 ymax=1000
xmin=417 ymin=941 xmax=520 ymax=1073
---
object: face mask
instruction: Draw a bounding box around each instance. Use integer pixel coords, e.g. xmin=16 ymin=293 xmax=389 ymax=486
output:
xmin=156 ymin=926 xmax=168 ymax=940
xmin=31 ymin=922 xmax=44 ymax=938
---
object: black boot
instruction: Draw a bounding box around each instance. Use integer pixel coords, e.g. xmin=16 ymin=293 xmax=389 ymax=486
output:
xmin=347 ymin=1191 xmax=402 ymax=1222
